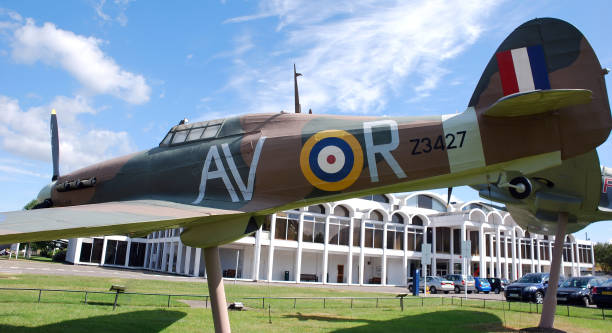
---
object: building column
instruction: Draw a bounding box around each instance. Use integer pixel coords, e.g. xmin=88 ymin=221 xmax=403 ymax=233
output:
xmin=73 ymin=239 xmax=83 ymax=264
xmin=449 ymin=227 xmax=455 ymax=274
xmin=548 ymin=240 xmax=553 ymax=273
xmin=591 ymin=244 xmax=596 ymax=275
xmin=253 ymin=226 xmax=262 ymax=281
xmin=489 ymin=233 xmax=494 ymax=278
xmin=296 ymin=214 xmax=304 ymax=283
xmin=347 ymin=217 xmax=354 ymax=285
xmin=517 ymin=238 xmax=523 ymax=278
xmin=124 ymin=238 xmax=132 ymax=268
xmin=176 ymin=242 xmax=183 ymax=274
xmin=15 ymin=243 xmax=20 ymax=259
xmin=161 ymin=242 xmax=169 ymax=272
xmin=168 ymin=241 xmax=176 ymax=273
xmin=402 ymin=224 xmax=408 ymax=285
xmin=495 ymin=227 xmax=501 ymax=278
xmin=511 ymin=229 xmax=518 ymax=280
xmin=382 ymin=222 xmax=388 ymax=284
xmin=184 ymin=246 xmax=192 ymax=274
xmin=432 ymin=226 xmax=437 ymax=277
xmin=576 ymin=243 xmax=581 ymax=277
xmin=100 ymin=237 xmax=108 ymax=266
xmin=322 ymin=216 xmax=330 ymax=284
xmin=267 ymin=214 xmax=277 ymax=282
xmin=460 ymin=225 xmax=466 ymax=277
xmin=536 ymin=239 xmax=541 ymax=273
xmin=359 ymin=219 xmax=365 ymax=285
xmin=143 ymin=242 xmax=150 ymax=269
xmin=571 ymin=242 xmax=577 ymax=277
xmin=528 ymin=238 xmax=533 ymax=273
xmin=193 ymin=248 xmax=202 ymax=277
xmin=422 ymin=226 xmax=429 ymax=277
xmin=479 ymin=225 xmax=485 ymax=277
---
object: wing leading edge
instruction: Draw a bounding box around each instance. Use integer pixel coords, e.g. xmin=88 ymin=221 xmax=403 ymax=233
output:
xmin=0 ymin=200 xmax=244 ymax=244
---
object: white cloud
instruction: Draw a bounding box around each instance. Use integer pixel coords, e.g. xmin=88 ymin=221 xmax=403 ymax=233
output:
xmin=11 ymin=19 xmax=150 ymax=104
xmin=94 ymin=0 xmax=133 ymax=27
xmin=0 ymin=95 xmax=136 ymax=174
xmin=226 ymin=0 xmax=503 ymax=114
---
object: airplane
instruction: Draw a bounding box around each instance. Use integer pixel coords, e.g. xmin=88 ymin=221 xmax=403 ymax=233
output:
xmin=0 ymin=17 xmax=611 ymax=332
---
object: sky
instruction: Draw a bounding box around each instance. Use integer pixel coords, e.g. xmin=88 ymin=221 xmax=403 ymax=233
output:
xmin=0 ymin=1 xmax=611 ymax=242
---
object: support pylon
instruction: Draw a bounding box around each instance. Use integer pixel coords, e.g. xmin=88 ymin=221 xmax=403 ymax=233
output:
xmin=204 ymin=246 xmax=231 ymax=333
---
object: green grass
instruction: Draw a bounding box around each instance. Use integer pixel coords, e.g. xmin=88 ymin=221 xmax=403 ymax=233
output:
xmin=1 ymin=273 xmax=612 ymax=332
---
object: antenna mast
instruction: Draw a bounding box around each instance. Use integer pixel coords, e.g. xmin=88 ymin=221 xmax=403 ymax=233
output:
xmin=294 ymin=64 xmax=302 ymax=113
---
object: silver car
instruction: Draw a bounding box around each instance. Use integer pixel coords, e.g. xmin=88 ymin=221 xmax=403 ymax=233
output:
xmin=415 ymin=276 xmax=455 ymax=294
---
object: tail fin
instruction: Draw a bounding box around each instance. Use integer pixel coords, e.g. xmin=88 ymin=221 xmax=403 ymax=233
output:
xmin=469 ymin=18 xmax=611 ymax=160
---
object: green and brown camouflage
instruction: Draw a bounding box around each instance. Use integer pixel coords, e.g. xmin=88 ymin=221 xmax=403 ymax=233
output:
xmin=0 ymin=18 xmax=611 ymax=248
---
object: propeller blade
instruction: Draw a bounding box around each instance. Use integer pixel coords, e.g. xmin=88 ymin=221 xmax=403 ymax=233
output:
xmin=50 ymin=109 xmax=59 ymax=181
xmin=447 ymin=187 xmax=452 ymax=206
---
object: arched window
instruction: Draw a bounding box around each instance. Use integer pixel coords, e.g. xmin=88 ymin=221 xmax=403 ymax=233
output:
xmin=391 ymin=213 xmax=404 ymax=224
xmin=369 ymin=210 xmax=384 ymax=221
xmin=525 ymin=231 xmax=531 ymax=238
xmin=333 ymin=205 xmax=349 ymax=217
xmin=361 ymin=194 xmax=389 ymax=203
xmin=412 ymin=216 xmax=423 ymax=226
xmin=307 ymin=205 xmax=325 ymax=214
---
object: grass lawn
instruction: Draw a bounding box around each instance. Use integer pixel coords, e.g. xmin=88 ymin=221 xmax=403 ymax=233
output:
xmin=1 ymin=273 xmax=611 ymax=332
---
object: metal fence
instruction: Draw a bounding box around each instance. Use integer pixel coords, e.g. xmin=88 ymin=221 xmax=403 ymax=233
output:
xmin=1 ymin=287 xmax=610 ymax=321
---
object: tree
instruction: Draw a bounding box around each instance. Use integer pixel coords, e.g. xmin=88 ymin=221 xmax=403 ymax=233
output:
xmin=594 ymin=242 xmax=612 ymax=272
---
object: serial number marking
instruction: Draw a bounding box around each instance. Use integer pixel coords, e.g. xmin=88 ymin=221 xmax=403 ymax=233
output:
xmin=410 ymin=131 xmax=467 ymax=155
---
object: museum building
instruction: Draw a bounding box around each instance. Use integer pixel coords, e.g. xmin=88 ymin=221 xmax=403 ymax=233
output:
xmin=65 ymin=192 xmax=596 ymax=285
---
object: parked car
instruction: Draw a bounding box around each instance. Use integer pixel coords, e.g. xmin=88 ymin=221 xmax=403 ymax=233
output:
xmin=486 ymin=277 xmax=509 ymax=294
xmin=408 ymin=276 xmax=454 ymax=294
xmin=443 ymin=274 xmax=476 ymax=293
xmin=474 ymin=277 xmax=491 ymax=293
xmin=505 ymin=273 xmax=554 ymax=304
xmin=592 ymin=278 xmax=612 ymax=308
xmin=557 ymin=276 xmax=606 ymax=306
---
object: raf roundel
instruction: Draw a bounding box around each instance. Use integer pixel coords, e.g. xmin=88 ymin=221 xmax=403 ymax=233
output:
xmin=300 ymin=130 xmax=364 ymax=191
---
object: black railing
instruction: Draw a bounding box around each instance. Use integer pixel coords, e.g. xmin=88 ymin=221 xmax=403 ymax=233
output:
xmin=0 ymin=287 xmax=610 ymax=321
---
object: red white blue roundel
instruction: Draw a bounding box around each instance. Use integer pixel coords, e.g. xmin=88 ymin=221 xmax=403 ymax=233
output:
xmin=300 ymin=130 xmax=364 ymax=191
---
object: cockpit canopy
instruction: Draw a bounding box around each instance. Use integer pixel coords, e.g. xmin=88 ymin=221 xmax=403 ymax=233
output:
xmin=159 ymin=119 xmax=224 ymax=146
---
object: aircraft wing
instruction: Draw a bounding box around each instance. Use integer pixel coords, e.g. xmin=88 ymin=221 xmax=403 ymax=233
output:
xmin=0 ymin=200 xmax=246 ymax=245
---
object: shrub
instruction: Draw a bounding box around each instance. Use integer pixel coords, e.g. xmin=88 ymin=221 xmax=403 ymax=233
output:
xmin=52 ymin=249 xmax=67 ymax=262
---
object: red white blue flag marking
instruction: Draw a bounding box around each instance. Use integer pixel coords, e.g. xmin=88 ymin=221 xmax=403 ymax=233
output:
xmin=496 ymin=45 xmax=550 ymax=96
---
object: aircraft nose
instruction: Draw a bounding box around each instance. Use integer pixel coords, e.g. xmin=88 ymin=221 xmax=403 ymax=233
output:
xmin=36 ymin=181 xmax=55 ymax=205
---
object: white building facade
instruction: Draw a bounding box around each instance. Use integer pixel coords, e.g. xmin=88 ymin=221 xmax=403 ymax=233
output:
xmin=65 ymin=192 xmax=596 ymax=285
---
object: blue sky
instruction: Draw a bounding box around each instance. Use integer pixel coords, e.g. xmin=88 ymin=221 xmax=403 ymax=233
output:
xmin=0 ymin=1 xmax=611 ymax=242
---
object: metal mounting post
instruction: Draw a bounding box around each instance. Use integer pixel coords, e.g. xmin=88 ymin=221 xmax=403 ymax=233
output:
xmin=538 ymin=212 xmax=567 ymax=329
xmin=204 ymin=246 xmax=231 ymax=333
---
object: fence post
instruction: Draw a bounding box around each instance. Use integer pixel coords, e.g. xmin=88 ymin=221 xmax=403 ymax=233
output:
xmin=324 ymin=298 xmax=326 ymax=309
xmin=38 ymin=289 xmax=42 ymax=303
xmin=351 ymin=298 xmax=353 ymax=309
xmin=206 ymin=296 xmax=208 ymax=309
xmin=451 ymin=297 xmax=453 ymax=305
xmin=602 ymin=307 xmax=605 ymax=320
xmin=400 ymin=296 xmax=404 ymax=312
xmin=567 ymin=305 xmax=570 ymax=317
xmin=441 ymin=297 xmax=444 ymax=306
xmin=529 ymin=302 xmax=532 ymax=313
xmin=376 ymin=298 xmax=379 ymax=308
xmin=168 ymin=295 xmax=171 ymax=308
xmin=268 ymin=304 xmax=271 ymax=324
xmin=536 ymin=303 xmax=538 ymax=314
xmin=262 ymin=297 xmax=265 ymax=309
xmin=84 ymin=291 xmax=88 ymax=304
xmin=113 ymin=292 xmax=119 ymax=311
xmin=294 ymin=298 xmax=296 ymax=309
xmin=461 ymin=297 xmax=463 ymax=307
xmin=483 ymin=299 xmax=485 ymax=309
xmin=421 ymin=297 xmax=423 ymax=307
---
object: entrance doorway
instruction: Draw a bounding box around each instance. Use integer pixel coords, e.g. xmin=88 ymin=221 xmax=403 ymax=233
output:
xmin=337 ymin=265 xmax=344 ymax=283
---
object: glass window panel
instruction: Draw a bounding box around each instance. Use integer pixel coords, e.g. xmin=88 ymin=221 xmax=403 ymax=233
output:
xmin=386 ymin=231 xmax=394 ymax=250
xmin=395 ymin=231 xmax=403 ymax=250
xmin=365 ymin=229 xmax=374 ymax=248
xmin=329 ymin=224 xmax=340 ymax=245
xmin=370 ymin=211 xmax=383 ymax=221
xmin=161 ymin=132 xmax=173 ymax=145
xmin=408 ymin=231 xmax=415 ymax=251
xmin=275 ymin=219 xmax=287 ymax=240
xmin=353 ymin=222 xmax=361 ymax=246
xmin=333 ymin=205 xmax=349 ymax=217
xmin=314 ymin=223 xmax=325 ymax=243
xmin=303 ymin=221 xmax=314 ymax=242
xmin=187 ymin=127 xmax=205 ymax=141
xmin=92 ymin=238 xmax=104 ymax=263
xmin=171 ymin=130 xmax=188 ymax=144
xmin=417 ymin=195 xmax=432 ymax=209
xmin=105 ymin=240 xmax=117 ymax=264
xmin=392 ymin=214 xmax=404 ymax=224
xmin=202 ymin=125 xmax=220 ymax=139
xmin=80 ymin=242 xmax=92 ymax=262
xmin=415 ymin=233 xmax=423 ymax=252
xmin=339 ymin=225 xmax=350 ymax=246
xmin=115 ymin=241 xmax=127 ymax=266
xmin=374 ymin=230 xmax=383 ymax=248
xmin=287 ymin=218 xmax=299 ymax=241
